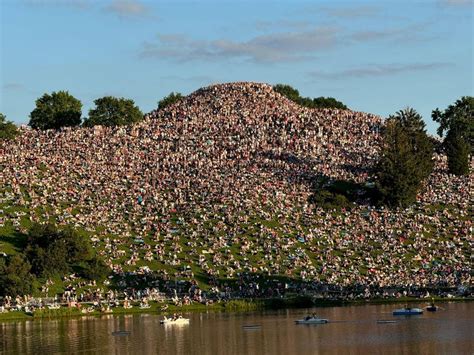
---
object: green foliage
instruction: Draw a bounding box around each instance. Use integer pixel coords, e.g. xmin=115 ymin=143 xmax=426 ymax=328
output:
xmin=377 ymin=108 xmax=434 ymax=207
xmin=84 ymin=96 xmax=143 ymax=127
xmin=0 ymin=113 xmax=19 ymax=140
xmin=80 ymin=256 xmax=109 ymax=281
xmin=273 ymin=84 xmax=301 ymax=102
xmin=432 ymin=96 xmax=473 ymax=176
xmin=310 ymin=189 xmax=351 ymax=210
xmin=0 ymin=254 xmax=35 ymax=297
xmin=29 ymin=91 xmax=82 ymax=130
xmin=311 ymin=97 xmax=348 ymax=110
xmin=445 ymin=131 xmax=470 ymax=175
xmin=25 ymin=223 xmax=92 ymax=278
xmin=273 ymin=84 xmax=348 ymax=110
xmin=158 ymin=92 xmax=184 ymax=110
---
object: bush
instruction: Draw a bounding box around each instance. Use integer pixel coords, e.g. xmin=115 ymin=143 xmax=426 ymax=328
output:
xmin=81 ymin=257 xmax=109 ymax=281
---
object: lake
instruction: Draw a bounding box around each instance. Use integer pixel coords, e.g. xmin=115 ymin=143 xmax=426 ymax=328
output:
xmin=1 ymin=302 xmax=473 ymax=354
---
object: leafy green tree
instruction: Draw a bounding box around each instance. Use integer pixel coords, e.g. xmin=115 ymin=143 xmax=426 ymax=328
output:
xmin=84 ymin=96 xmax=143 ymax=127
xmin=158 ymin=92 xmax=184 ymax=110
xmin=25 ymin=223 xmax=92 ymax=278
xmin=0 ymin=255 xmax=36 ymax=297
xmin=377 ymin=108 xmax=434 ymax=207
xmin=0 ymin=113 xmax=19 ymax=140
xmin=29 ymin=91 xmax=82 ymax=130
xmin=273 ymin=84 xmax=348 ymax=109
xmin=273 ymin=84 xmax=301 ymax=102
xmin=445 ymin=130 xmax=470 ymax=175
xmin=312 ymin=97 xmax=348 ymax=110
xmin=432 ymin=96 xmax=473 ymax=175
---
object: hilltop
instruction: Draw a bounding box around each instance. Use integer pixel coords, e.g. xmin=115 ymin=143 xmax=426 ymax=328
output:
xmin=0 ymin=82 xmax=471 ymax=299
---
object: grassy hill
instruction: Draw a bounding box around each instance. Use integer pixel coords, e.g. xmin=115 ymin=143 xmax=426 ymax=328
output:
xmin=0 ymin=82 xmax=471 ymax=298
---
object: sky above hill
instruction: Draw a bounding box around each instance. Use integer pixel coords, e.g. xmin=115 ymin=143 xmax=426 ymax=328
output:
xmin=1 ymin=0 xmax=472 ymax=134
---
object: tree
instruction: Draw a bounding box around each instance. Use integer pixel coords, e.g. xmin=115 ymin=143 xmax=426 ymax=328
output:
xmin=0 ymin=113 xmax=19 ymax=140
xmin=432 ymin=96 xmax=473 ymax=175
xmin=376 ymin=108 xmax=434 ymax=207
xmin=84 ymin=96 xmax=143 ymax=127
xmin=0 ymin=255 xmax=36 ymax=297
xmin=29 ymin=91 xmax=82 ymax=130
xmin=273 ymin=84 xmax=348 ymax=109
xmin=273 ymin=84 xmax=301 ymax=102
xmin=445 ymin=130 xmax=470 ymax=175
xmin=158 ymin=92 xmax=184 ymax=110
xmin=25 ymin=223 xmax=92 ymax=278
xmin=312 ymin=97 xmax=348 ymax=110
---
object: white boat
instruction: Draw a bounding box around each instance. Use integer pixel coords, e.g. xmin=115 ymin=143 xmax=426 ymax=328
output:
xmin=160 ymin=316 xmax=190 ymax=325
xmin=392 ymin=307 xmax=423 ymax=315
xmin=295 ymin=316 xmax=328 ymax=324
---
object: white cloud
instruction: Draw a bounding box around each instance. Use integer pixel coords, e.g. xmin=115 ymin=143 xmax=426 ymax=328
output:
xmin=140 ymin=27 xmax=338 ymax=63
xmin=103 ymin=0 xmax=151 ymax=19
xmin=310 ymin=63 xmax=453 ymax=79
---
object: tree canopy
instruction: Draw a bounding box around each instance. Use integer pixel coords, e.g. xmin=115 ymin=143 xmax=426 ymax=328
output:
xmin=0 ymin=113 xmax=19 ymax=140
xmin=432 ymin=96 xmax=473 ymax=176
xmin=29 ymin=91 xmax=82 ymax=130
xmin=376 ymin=108 xmax=434 ymax=207
xmin=0 ymin=255 xmax=35 ymax=297
xmin=84 ymin=96 xmax=143 ymax=127
xmin=273 ymin=84 xmax=348 ymax=110
xmin=158 ymin=92 xmax=184 ymax=110
xmin=25 ymin=223 xmax=92 ymax=278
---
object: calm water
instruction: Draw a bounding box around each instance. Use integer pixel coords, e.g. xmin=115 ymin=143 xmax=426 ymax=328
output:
xmin=1 ymin=302 xmax=473 ymax=354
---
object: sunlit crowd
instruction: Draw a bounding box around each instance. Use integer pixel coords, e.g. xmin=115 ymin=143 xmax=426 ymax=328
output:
xmin=0 ymin=82 xmax=471 ymax=305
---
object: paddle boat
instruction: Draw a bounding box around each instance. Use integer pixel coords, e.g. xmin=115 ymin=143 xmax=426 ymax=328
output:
xmin=160 ymin=315 xmax=190 ymax=325
xmin=295 ymin=315 xmax=328 ymax=324
xmin=392 ymin=307 xmax=423 ymax=316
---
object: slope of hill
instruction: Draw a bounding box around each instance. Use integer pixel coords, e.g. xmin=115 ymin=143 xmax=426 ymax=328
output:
xmin=0 ymin=82 xmax=471 ymax=296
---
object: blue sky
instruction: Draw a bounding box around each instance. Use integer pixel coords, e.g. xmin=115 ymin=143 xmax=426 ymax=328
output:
xmin=1 ymin=0 xmax=472 ymax=134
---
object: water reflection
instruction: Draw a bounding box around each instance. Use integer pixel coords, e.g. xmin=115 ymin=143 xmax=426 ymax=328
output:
xmin=1 ymin=303 xmax=473 ymax=354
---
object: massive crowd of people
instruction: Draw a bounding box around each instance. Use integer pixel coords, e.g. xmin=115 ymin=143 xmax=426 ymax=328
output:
xmin=0 ymin=82 xmax=471 ymax=302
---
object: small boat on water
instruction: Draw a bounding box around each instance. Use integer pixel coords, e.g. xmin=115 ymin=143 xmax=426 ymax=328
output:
xmin=426 ymin=301 xmax=438 ymax=312
xmin=392 ymin=307 xmax=423 ymax=316
xmin=160 ymin=316 xmax=190 ymax=325
xmin=295 ymin=316 xmax=328 ymax=324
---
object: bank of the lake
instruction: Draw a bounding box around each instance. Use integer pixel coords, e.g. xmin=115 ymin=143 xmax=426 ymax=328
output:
xmin=1 ymin=296 xmax=472 ymax=322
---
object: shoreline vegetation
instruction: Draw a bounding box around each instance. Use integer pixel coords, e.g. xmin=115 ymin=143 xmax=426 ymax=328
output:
xmin=1 ymin=296 xmax=472 ymax=322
